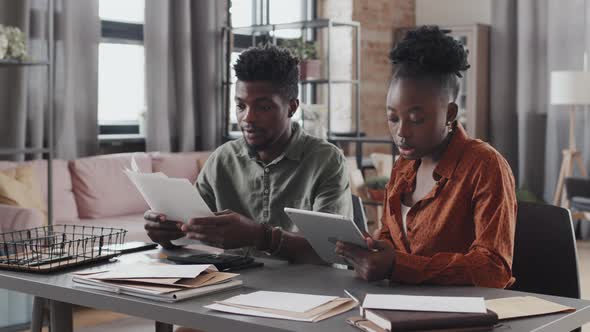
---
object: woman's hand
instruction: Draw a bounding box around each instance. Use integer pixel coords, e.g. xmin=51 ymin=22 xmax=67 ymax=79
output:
xmin=335 ymin=236 xmax=396 ymax=282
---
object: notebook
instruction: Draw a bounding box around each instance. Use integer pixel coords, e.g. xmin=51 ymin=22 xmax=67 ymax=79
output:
xmin=363 ymin=308 xmax=498 ymax=331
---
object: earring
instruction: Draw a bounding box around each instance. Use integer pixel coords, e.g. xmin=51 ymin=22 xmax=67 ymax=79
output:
xmin=447 ymin=121 xmax=454 ymax=133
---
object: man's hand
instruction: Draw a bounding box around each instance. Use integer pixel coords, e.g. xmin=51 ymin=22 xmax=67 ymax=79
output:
xmin=143 ymin=210 xmax=184 ymax=249
xmin=181 ymin=210 xmax=264 ymax=249
xmin=335 ymin=237 xmax=396 ymax=282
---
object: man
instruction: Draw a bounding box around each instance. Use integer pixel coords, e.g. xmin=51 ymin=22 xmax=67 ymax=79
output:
xmin=145 ymin=44 xmax=352 ymax=263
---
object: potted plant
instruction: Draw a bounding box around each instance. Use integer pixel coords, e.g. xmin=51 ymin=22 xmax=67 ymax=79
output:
xmin=365 ymin=176 xmax=389 ymax=202
xmin=279 ymin=38 xmax=320 ymax=80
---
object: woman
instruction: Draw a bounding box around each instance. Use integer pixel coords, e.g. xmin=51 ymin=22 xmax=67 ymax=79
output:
xmin=336 ymin=26 xmax=517 ymax=288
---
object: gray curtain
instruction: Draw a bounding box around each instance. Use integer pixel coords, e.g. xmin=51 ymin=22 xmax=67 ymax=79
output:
xmin=0 ymin=0 xmax=99 ymax=160
xmin=490 ymin=0 xmax=590 ymax=202
xmin=144 ymin=0 xmax=226 ymax=152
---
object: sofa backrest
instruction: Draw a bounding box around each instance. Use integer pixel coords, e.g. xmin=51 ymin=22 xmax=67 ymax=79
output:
xmin=69 ymin=153 xmax=152 ymax=219
xmin=150 ymin=151 xmax=212 ymax=184
xmin=0 ymin=151 xmax=213 ymax=221
xmin=0 ymin=159 xmax=78 ymax=222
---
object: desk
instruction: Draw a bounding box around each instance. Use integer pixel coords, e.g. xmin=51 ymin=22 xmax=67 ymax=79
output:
xmin=1 ymin=249 xmax=590 ymax=332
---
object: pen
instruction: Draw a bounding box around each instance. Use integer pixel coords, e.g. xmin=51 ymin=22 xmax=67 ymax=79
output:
xmin=344 ymin=289 xmax=360 ymax=304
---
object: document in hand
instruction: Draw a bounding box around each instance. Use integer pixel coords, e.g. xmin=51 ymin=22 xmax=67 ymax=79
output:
xmin=205 ymin=291 xmax=358 ymax=322
xmin=72 ymin=264 xmax=242 ymax=303
xmin=124 ymin=156 xmax=213 ymax=245
xmin=360 ymin=294 xmax=498 ymax=332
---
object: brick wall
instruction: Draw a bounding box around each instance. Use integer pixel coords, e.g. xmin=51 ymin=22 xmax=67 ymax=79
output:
xmin=318 ymin=0 xmax=415 ymax=155
xmin=354 ymin=0 xmax=415 ymax=154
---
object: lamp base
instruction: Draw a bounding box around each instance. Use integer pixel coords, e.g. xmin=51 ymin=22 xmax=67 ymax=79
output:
xmin=553 ymin=149 xmax=588 ymax=206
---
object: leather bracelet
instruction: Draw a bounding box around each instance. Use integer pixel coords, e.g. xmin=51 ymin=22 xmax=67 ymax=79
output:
xmin=268 ymin=228 xmax=285 ymax=256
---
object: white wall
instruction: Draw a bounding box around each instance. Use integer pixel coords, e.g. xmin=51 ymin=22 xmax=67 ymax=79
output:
xmin=416 ymin=0 xmax=492 ymax=26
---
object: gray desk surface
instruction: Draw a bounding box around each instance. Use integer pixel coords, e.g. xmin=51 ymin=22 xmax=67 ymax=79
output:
xmin=1 ymin=248 xmax=590 ymax=332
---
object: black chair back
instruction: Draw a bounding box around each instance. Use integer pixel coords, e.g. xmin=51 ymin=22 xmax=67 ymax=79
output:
xmin=351 ymin=194 xmax=368 ymax=233
xmin=511 ymin=202 xmax=580 ymax=298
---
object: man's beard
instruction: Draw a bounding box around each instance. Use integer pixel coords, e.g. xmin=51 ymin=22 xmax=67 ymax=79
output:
xmin=242 ymin=127 xmax=272 ymax=153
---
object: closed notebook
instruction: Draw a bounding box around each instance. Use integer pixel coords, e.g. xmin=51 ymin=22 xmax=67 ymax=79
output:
xmin=347 ymin=316 xmax=494 ymax=332
xmin=364 ymin=308 xmax=498 ymax=332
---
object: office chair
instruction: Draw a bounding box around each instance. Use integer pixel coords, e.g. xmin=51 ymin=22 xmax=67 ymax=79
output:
xmin=351 ymin=194 xmax=368 ymax=233
xmin=510 ymin=202 xmax=581 ymax=299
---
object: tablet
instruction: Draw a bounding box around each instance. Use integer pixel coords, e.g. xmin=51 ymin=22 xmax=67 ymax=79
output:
xmin=284 ymin=207 xmax=367 ymax=265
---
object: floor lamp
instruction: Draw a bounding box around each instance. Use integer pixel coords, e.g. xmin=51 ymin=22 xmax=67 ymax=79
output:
xmin=551 ymin=70 xmax=590 ymax=206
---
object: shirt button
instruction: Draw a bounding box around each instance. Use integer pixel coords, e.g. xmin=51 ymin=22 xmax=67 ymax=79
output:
xmin=265 ymin=168 xmax=269 ymax=173
xmin=264 ymin=189 xmax=269 ymax=194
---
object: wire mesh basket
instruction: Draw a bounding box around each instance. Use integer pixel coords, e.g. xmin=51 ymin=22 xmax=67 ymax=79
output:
xmin=0 ymin=224 xmax=127 ymax=273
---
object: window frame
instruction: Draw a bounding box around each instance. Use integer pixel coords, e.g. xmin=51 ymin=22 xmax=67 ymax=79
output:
xmin=98 ymin=18 xmax=145 ymax=136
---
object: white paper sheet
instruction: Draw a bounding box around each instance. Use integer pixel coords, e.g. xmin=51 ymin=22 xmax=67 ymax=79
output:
xmin=363 ymin=294 xmax=487 ymax=314
xmin=221 ymin=291 xmax=338 ymax=313
xmin=125 ymin=156 xmax=214 ymax=245
xmin=91 ymin=264 xmax=215 ymax=279
xmin=205 ymin=303 xmax=318 ymax=322
xmin=125 ymin=170 xmax=213 ymax=223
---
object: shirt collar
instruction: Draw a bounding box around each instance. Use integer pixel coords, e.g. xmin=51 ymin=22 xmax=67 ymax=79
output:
xmin=237 ymin=121 xmax=306 ymax=162
xmin=398 ymin=122 xmax=470 ymax=181
xmin=433 ymin=122 xmax=469 ymax=180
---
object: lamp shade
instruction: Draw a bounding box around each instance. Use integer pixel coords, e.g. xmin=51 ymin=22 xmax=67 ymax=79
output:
xmin=550 ymin=71 xmax=590 ymax=105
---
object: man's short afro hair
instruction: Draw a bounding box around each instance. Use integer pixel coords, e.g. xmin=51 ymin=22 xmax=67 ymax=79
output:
xmin=233 ymin=44 xmax=300 ymax=100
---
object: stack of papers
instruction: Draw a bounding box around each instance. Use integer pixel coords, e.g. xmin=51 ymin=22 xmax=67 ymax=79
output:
xmin=124 ymin=156 xmax=213 ymax=246
xmin=72 ymin=264 xmax=242 ymax=303
xmin=206 ymin=291 xmax=358 ymax=322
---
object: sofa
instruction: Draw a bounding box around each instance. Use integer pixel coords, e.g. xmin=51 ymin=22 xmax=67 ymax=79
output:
xmin=0 ymin=152 xmax=211 ymax=242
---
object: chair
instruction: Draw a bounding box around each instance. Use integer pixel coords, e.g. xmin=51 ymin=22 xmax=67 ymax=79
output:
xmin=510 ymin=202 xmax=580 ymax=299
xmin=351 ymin=194 xmax=368 ymax=233
xmin=566 ymin=177 xmax=590 ymax=221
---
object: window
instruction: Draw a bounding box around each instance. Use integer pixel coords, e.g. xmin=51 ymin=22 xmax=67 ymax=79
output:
xmin=228 ymin=0 xmax=315 ymax=132
xmin=98 ymin=0 xmax=145 ymax=135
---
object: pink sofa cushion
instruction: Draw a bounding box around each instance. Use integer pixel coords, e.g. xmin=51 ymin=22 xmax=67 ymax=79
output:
xmin=70 ymin=153 xmax=152 ymax=219
xmin=0 ymin=204 xmax=45 ymax=233
xmin=150 ymin=151 xmax=211 ymax=184
xmin=0 ymin=160 xmax=78 ymax=222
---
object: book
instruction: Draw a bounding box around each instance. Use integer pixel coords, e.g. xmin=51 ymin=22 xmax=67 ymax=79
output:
xmin=347 ymin=316 xmax=494 ymax=332
xmin=363 ymin=308 xmax=498 ymax=332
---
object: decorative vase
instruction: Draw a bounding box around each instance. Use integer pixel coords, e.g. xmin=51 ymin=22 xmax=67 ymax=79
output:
xmin=299 ymin=59 xmax=321 ymax=80
xmin=367 ymin=188 xmax=385 ymax=202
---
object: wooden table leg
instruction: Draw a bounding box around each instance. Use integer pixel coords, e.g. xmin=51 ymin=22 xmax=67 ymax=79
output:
xmin=49 ymin=300 xmax=73 ymax=332
xmin=30 ymin=297 xmax=46 ymax=332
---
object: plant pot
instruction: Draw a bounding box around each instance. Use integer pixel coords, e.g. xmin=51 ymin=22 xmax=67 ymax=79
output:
xmin=367 ymin=188 xmax=385 ymax=202
xmin=299 ymin=59 xmax=321 ymax=80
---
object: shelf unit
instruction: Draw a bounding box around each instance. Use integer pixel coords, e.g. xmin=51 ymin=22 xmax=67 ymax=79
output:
xmin=0 ymin=0 xmax=55 ymax=226
xmin=223 ymin=18 xmax=361 ymax=139
xmin=393 ymin=24 xmax=490 ymax=141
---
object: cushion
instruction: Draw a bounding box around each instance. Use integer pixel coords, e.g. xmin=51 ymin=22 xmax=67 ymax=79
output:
xmin=0 ymin=160 xmax=78 ymax=222
xmin=150 ymin=151 xmax=211 ymax=184
xmin=0 ymin=165 xmax=47 ymax=224
xmin=70 ymin=153 xmax=152 ymax=219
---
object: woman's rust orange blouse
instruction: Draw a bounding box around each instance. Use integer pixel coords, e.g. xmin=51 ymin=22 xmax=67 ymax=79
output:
xmin=379 ymin=124 xmax=517 ymax=288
